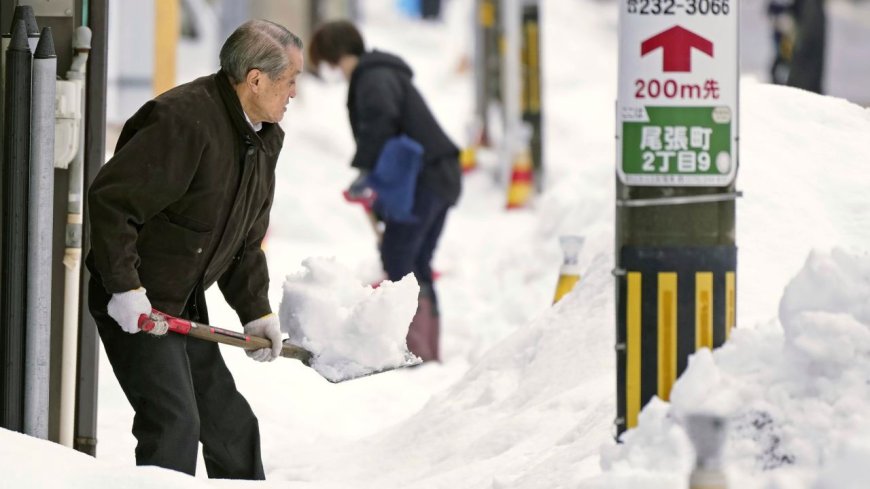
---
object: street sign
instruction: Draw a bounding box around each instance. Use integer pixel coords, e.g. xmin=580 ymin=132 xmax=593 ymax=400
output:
xmin=617 ymin=1 xmax=738 ymax=187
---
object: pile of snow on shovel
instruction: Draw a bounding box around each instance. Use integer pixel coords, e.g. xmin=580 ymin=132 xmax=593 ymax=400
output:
xmin=279 ymin=257 xmax=420 ymax=382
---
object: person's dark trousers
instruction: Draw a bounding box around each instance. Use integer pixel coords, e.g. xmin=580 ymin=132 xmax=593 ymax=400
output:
xmin=421 ymin=0 xmax=442 ymax=20
xmin=381 ymin=185 xmax=449 ymax=361
xmin=788 ymin=0 xmax=826 ymax=93
xmin=89 ymin=278 xmax=266 ymax=479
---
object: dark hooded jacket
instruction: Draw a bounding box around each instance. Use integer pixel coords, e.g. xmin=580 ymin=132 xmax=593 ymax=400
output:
xmin=86 ymin=70 xmax=283 ymax=323
xmin=348 ymin=50 xmax=461 ymax=205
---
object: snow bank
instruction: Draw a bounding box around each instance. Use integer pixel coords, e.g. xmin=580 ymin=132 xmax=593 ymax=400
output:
xmin=591 ymin=249 xmax=870 ymax=489
xmin=738 ymin=83 xmax=870 ymax=326
xmin=268 ymin=252 xmax=616 ymax=488
xmin=279 ymin=257 xmax=421 ymax=382
xmin=0 ymin=428 xmax=212 ymax=489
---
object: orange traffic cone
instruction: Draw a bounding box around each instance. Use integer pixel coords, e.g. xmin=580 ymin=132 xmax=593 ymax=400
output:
xmin=506 ymin=145 xmax=534 ymax=209
xmin=460 ymin=146 xmax=477 ymax=173
xmin=460 ymin=119 xmax=487 ymax=173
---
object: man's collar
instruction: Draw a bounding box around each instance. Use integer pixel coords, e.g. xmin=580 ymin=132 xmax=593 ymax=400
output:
xmin=215 ymin=70 xmax=284 ymax=156
xmin=243 ymin=111 xmax=263 ymax=132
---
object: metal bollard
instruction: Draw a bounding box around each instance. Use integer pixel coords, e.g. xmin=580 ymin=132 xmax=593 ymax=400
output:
xmin=553 ymin=235 xmax=584 ymax=304
xmin=684 ymin=413 xmax=728 ymax=489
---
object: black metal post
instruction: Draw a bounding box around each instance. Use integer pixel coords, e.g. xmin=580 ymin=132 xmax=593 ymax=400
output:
xmin=76 ymin=0 xmax=109 ymax=456
xmin=1 ymin=5 xmax=40 ymax=301
xmin=1 ymin=18 xmax=32 ymax=433
xmin=481 ymin=0 xmax=501 ymax=147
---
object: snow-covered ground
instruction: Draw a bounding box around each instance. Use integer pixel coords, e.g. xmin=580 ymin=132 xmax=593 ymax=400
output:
xmin=3 ymin=0 xmax=870 ymax=488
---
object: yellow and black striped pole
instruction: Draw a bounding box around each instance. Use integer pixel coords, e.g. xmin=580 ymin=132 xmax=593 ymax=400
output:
xmin=472 ymin=0 xmax=501 ymax=150
xmin=614 ymin=1 xmax=739 ymax=438
xmin=520 ymin=0 xmax=542 ymax=190
xmin=617 ymin=248 xmax=736 ymax=431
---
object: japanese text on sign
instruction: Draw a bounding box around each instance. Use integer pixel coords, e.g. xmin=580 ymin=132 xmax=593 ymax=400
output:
xmin=639 ymin=125 xmax=713 ymax=173
xmin=635 ymin=78 xmax=720 ymax=99
xmin=620 ymin=106 xmax=733 ymax=185
xmin=617 ymin=0 xmax=738 ymax=186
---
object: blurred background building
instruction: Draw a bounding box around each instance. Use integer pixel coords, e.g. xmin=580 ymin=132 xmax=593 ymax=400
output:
xmin=742 ymin=0 xmax=870 ymax=104
xmin=106 ymin=0 xmax=359 ymax=125
xmin=104 ymin=0 xmax=870 ymax=128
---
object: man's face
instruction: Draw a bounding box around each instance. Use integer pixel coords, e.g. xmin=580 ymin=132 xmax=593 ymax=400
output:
xmin=252 ymin=46 xmax=303 ymax=124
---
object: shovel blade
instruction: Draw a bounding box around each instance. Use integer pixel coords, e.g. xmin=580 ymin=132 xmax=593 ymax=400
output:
xmin=318 ymin=351 xmax=423 ymax=383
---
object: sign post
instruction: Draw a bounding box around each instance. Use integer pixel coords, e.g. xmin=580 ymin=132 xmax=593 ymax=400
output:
xmin=520 ymin=0 xmax=542 ymax=190
xmin=474 ymin=0 xmax=501 ymax=146
xmin=615 ymin=0 xmax=739 ymax=436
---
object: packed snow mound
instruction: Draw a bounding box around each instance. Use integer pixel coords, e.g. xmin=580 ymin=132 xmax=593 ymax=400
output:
xmin=737 ymin=83 xmax=870 ymax=326
xmin=591 ymin=249 xmax=870 ymax=489
xmin=279 ymin=257 xmax=421 ymax=382
xmin=268 ymin=253 xmax=618 ymax=488
xmin=0 ymin=428 xmax=212 ymax=489
xmin=779 ymin=248 xmax=870 ymax=336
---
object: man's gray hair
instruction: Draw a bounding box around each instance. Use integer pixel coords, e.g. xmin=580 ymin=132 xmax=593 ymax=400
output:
xmin=220 ymin=20 xmax=303 ymax=85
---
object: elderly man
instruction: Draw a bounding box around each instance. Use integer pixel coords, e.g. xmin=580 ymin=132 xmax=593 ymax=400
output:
xmin=86 ymin=20 xmax=302 ymax=479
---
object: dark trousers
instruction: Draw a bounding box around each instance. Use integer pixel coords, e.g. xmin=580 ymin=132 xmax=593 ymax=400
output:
xmin=788 ymin=0 xmax=826 ymax=94
xmin=89 ymin=278 xmax=265 ymax=479
xmin=380 ymin=186 xmax=448 ymax=294
xmin=380 ymin=187 xmax=449 ymax=360
xmin=421 ymin=0 xmax=442 ymax=19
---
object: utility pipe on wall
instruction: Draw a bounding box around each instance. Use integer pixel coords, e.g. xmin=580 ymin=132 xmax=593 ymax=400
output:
xmin=1 ymin=19 xmax=33 ymax=434
xmin=76 ymin=0 xmax=111 ymax=455
xmin=59 ymin=25 xmax=91 ymax=448
xmin=24 ymin=26 xmax=57 ymax=440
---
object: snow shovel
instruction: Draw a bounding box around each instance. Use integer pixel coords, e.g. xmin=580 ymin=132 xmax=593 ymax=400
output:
xmin=137 ymin=310 xmax=421 ymax=383
xmin=342 ymin=189 xmax=383 ymax=245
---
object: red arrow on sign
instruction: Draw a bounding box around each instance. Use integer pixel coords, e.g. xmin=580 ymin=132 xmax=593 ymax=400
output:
xmin=641 ymin=25 xmax=713 ymax=73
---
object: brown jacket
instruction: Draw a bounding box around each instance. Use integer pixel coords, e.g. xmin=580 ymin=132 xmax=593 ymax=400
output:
xmin=86 ymin=70 xmax=284 ymax=323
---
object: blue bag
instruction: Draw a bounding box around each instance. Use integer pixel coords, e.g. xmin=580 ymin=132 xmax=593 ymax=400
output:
xmin=397 ymin=0 xmax=422 ymax=17
xmin=367 ymin=135 xmax=424 ymax=223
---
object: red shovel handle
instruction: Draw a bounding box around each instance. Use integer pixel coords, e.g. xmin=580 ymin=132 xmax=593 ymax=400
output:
xmin=342 ymin=189 xmax=376 ymax=211
xmin=137 ymin=311 xmax=418 ymax=382
xmin=138 ymin=312 xmax=191 ymax=334
xmin=138 ymin=309 xmax=311 ymax=363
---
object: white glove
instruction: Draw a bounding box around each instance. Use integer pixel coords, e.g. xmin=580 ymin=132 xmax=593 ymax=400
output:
xmin=107 ymin=287 xmax=153 ymax=334
xmin=243 ymin=313 xmax=283 ymax=362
